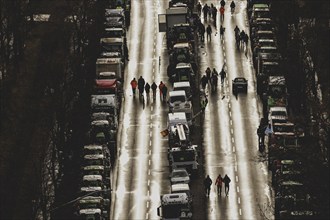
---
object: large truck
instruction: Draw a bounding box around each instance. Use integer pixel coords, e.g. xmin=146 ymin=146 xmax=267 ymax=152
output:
xmin=158 ymin=7 xmax=189 ymax=33
xmin=168 ymin=144 xmax=199 ymax=173
xmin=157 ymin=193 xmax=193 ymax=219
xmin=96 ymin=58 xmax=124 ymax=79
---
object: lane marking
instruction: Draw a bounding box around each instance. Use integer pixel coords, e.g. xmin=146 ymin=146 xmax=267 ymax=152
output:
xmin=238 ymin=197 xmax=241 ymax=204
xmin=237 ymin=186 xmax=240 ymax=193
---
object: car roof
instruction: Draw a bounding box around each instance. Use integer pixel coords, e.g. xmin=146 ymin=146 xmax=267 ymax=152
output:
xmin=83 ymin=165 xmax=104 ymax=171
xmin=173 ymin=42 xmax=190 ymax=48
xmin=83 ymin=175 xmax=103 ymax=181
xmin=84 ymin=154 xmax=104 ymax=160
xmin=270 ymin=106 xmax=287 ymax=112
xmin=84 ymin=145 xmax=103 ymax=150
xmin=173 ymin=81 xmax=190 ymax=87
xmin=168 ymin=112 xmax=187 ymax=121
xmin=169 ymin=90 xmax=186 ymax=96
xmin=171 ymin=183 xmax=190 ymax=192
xmin=100 ymin=37 xmax=123 ymax=44
xmin=176 ymin=62 xmax=192 ymax=69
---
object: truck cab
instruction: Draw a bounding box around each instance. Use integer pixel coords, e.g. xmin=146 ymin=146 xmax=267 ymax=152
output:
xmin=168 ymin=112 xmax=191 ymax=145
xmin=91 ymin=94 xmax=118 ymax=117
xmin=168 ymin=145 xmax=199 ymax=173
xmin=157 ymin=193 xmax=192 ymax=219
xmin=173 ymin=81 xmax=192 ymax=100
xmin=263 ymin=76 xmax=288 ymax=111
xmin=96 ymin=58 xmax=124 ymax=79
xmin=171 ymin=183 xmax=193 ymax=205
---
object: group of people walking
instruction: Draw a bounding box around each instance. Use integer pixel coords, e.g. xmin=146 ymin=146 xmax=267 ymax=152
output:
xmin=130 ymin=77 xmax=168 ymax=101
xmin=200 ymin=66 xmax=227 ymax=92
xmin=204 ymin=174 xmax=231 ymax=197
xmin=234 ymin=25 xmax=249 ymax=51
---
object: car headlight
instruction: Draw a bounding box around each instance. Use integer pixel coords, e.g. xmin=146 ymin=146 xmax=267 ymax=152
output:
xmin=181 ymin=212 xmax=186 ymax=217
xmin=187 ymin=212 xmax=192 ymax=218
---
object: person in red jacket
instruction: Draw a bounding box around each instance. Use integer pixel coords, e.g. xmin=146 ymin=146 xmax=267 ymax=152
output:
xmin=130 ymin=78 xmax=138 ymax=95
xmin=215 ymin=174 xmax=223 ymax=195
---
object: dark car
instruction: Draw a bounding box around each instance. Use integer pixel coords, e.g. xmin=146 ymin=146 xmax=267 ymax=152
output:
xmin=232 ymin=77 xmax=248 ymax=94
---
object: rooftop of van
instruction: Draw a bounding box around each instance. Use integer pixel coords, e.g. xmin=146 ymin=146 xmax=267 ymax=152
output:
xmin=84 ymin=145 xmax=103 ymax=150
xmin=252 ymin=3 xmax=270 ymax=9
xmin=168 ymin=112 xmax=187 ymax=121
xmin=173 ymin=42 xmax=190 ymax=48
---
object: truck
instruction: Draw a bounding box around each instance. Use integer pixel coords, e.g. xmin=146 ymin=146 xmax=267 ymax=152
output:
xmin=96 ymin=58 xmax=124 ymax=79
xmin=168 ymin=144 xmax=199 ymax=173
xmin=168 ymin=112 xmax=190 ymax=147
xmin=262 ymin=76 xmax=288 ymax=112
xmin=157 ymin=193 xmax=192 ymax=219
xmin=158 ymin=7 xmax=189 ymax=33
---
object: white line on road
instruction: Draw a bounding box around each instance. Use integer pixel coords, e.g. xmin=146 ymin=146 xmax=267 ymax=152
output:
xmin=146 ymin=213 xmax=149 ymax=219
xmin=233 ymin=146 xmax=235 ymax=152
xmin=238 ymin=197 xmax=241 ymax=204
xmin=231 ymin=137 xmax=235 ymax=143
xmin=231 ymin=128 xmax=233 ymax=134
xmin=239 ymin=209 xmax=242 ymax=215
xmin=148 ymin=160 xmax=151 ymax=166
xmin=237 ymin=186 xmax=240 ymax=193
xmin=236 ymin=175 xmax=238 ymax=182
xmin=147 ymin=180 xmax=150 ymax=186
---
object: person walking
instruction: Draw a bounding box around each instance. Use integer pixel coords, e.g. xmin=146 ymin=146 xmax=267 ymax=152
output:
xmin=219 ymin=6 xmax=225 ymax=21
xmin=201 ymin=75 xmax=208 ymax=90
xmin=230 ymin=0 xmax=236 ymax=14
xmin=199 ymin=23 xmax=206 ymax=42
xmin=212 ymin=5 xmax=217 ymax=22
xmin=204 ymin=175 xmax=213 ymax=197
xmin=162 ymin=84 xmax=168 ymax=101
xmin=257 ymin=125 xmax=266 ymax=151
xmin=202 ymin=4 xmax=209 ymax=20
xmin=200 ymin=96 xmax=208 ymax=113
xmin=265 ymin=123 xmax=273 ymax=144
xmin=206 ymin=25 xmax=212 ymax=41
xmin=211 ymin=68 xmax=218 ymax=91
xmin=205 ymin=67 xmax=212 ymax=82
xmin=220 ymin=25 xmax=225 ymax=39
xmin=215 ymin=174 xmax=223 ymax=195
xmin=138 ymin=76 xmax=145 ymax=96
xmin=223 ymin=174 xmax=231 ymax=196
xmin=151 ymin=82 xmax=157 ymax=99
xmin=130 ymin=78 xmax=138 ymax=95
xmin=220 ymin=67 xmax=226 ymax=85
xmin=240 ymin=30 xmax=246 ymax=48
xmin=197 ymin=2 xmax=202 ymax=16
xmin=158 ymin=81 xmax=165 ymax=99
xmin=145 ymin=82 xmax=150 ymax=96
xmin=220 ymin=0 xmax=226 ymax=7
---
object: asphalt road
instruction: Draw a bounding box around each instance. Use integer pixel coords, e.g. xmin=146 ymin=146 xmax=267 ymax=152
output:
xmin=110 ymin=0 xmax=275 ymax=219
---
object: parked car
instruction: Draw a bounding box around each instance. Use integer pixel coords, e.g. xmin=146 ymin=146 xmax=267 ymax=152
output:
xmin=232 ymin=77 xmax=248 ymax=94
xmin=170 ymin=168 xmax=190 ymax=184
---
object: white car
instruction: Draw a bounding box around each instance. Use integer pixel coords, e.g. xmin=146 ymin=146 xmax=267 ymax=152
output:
xmin=268 ymin=106 xmax=288 ymax=123
xmin=170 ymin=168 xmax=190 ymax=185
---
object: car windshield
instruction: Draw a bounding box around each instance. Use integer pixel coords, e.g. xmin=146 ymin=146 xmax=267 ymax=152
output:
xmin=85 ymin=170 xmax=102 ymax=176
xmin=269 ymin=85 xmax=285 ymax=97
xmin=80 ymin=203 xmax=100 ymax=209
xmin=83 ymin=180 xmax=101 ymax=187
xmin=84 ymin=149 xmax=103 ymax=155
xmin=271 ymin=110 xmax=287 ymax=117
xmin=172 ymin=171 xmax=187 ymax=178
xmin=170 ymin=95 xmax=186 ymax=103
xmin=172 ymin=151 xmax=195 ymax=162
xmin=85 ymin=159 xmax=103 ymax=166
xmin=273 ymin=124 xmax=294 ymax=133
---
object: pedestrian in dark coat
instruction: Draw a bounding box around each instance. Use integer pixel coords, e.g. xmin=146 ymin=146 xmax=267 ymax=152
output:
xmin=220 ymin=0 xmax=226 ymax=7
xmin=199 ymin=23 xmax=205 ymax=42
xmin=206 ymin=25 xmax=212 ymax=41
xmin=220 ymin=25 xmax=225 ymax=39
xmin=151 ymin=82 xmax=157 ymax=99
xmin=204 ymin=175 xmax=213 ymax=196
xmin=145 ymin=82 xmax=150 ymax=95
xmin=202 ymin=4 xmax=209 ymax=20
xmin=161 ymin=84 xmax=168 ymax=101
xmin=220 ymin=68 xmax=226 ymax=84
xmin=223 ymin=174 xmax=231 ymax=196
xmin=138 ymin=76 xmax=145 ymax=96
xmin=201 ymin=75 xmax=208 ymax=90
